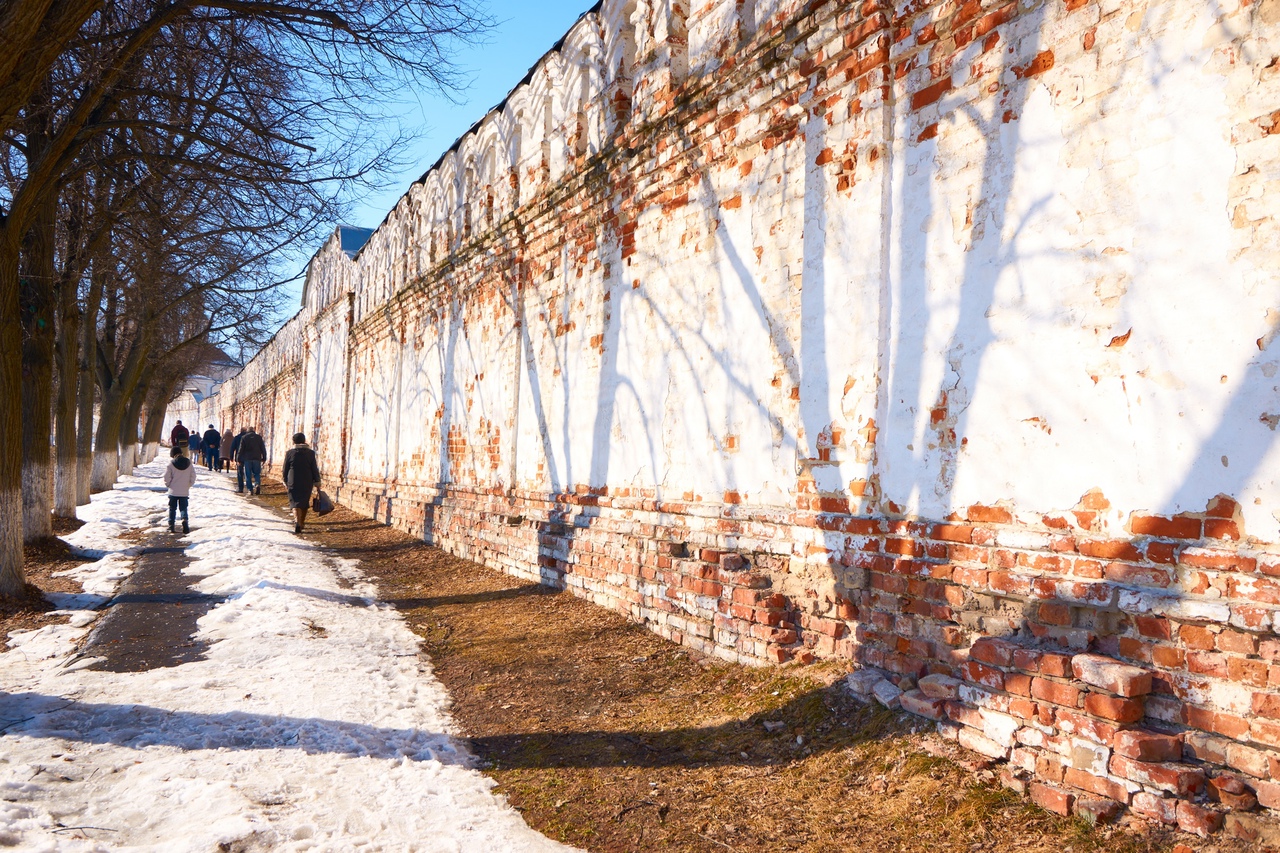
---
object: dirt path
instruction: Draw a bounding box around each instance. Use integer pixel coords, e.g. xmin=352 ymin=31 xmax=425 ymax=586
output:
xmin=78 ymin=530 xmax=222 ymax=672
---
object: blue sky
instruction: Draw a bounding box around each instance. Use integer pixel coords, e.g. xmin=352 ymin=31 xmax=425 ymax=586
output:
xmin=348 ymin=0 xmax=596 ymax=228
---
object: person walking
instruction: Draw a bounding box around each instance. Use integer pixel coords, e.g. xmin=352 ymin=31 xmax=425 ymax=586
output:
xmin=230 ymin=427 xmax=248 ymax=492
xmin=219 ymin=429 xmax=235 ymax=473
xmin=202 ymin=424 xmax=222 ymax=471
xmin=238 ymin=426 xmax=267 ymax=495
xmin=169 ymin=420 xmax=189 ymax=449
xmin=282 ymin=432 xmax=322 ymax=534
xmin=163 ymin=445 xmax=197 ymax=533
xmin=187 ymin=430 xmax=201 ymax=458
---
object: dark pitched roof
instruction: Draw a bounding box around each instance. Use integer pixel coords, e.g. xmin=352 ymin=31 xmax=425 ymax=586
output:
xmin=337 ymin=226 xmax=375 ymax=257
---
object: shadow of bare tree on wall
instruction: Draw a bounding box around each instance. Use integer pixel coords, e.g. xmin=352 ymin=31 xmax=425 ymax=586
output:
xmin=225 ymin=5 xmax=1280 ymax=779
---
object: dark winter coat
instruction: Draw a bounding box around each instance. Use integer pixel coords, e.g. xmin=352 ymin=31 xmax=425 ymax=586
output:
xmin=282 ymin=444 xmax=321 ymax=507
xmin=170 ymin=423 xmax=190 ymax=446
xmin=219 ymin=431 xmax=235 ymax=459
xmin=203 ymin=428 xmax=222 ymax=452
xmin=187 ymin=433 xmax=201 ymax=452
xmin=229 ymin=430 xmax=245 ymax=459
xmin=237 ymin=431 xmax=267 ymax=462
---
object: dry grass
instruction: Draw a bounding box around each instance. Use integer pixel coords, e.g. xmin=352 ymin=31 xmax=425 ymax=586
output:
xmin=0 ymin=517 xmax=88 ymax=653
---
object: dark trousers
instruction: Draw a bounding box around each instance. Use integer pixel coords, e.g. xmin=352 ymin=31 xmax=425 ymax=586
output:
xmin=243 ymin=460 xmax=262 ymax=492
xmin=168 ymin=495 xmax=189 ymax=527
xmin=236 ymin=462 xmax=245 ymax=491
xmin=203 ymin=449 xmax=218 ymax=469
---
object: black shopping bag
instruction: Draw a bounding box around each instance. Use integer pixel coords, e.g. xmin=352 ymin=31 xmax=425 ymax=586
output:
xmin=312 ymin=489 xmax=335 ymax=515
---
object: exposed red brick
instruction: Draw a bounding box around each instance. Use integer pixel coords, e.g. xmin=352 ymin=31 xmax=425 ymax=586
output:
xmin=1029 ymin=782 xmax=1074 ymax=816
xmin=909 ymin=77 xmax=951 ymax=111
xmin=1077 ymin=539 xmax=1141 ymax=561
xmin=1131 ymin=791 xmax=1178 ymax=824
xmin=1130 ymin=513 xmax=1202 ymax=540
xmin=962 ymin=660 xmax=1005 ymax=691
xmin=1012 ymin=50 xmax=1055 ymax=79
xmin=1179 ymin=624 xmax=1216 ymax=650
xmin=1103 ymin=562 xmax=1172 ymax=587
xmin=1084 ymin=693 xmax=1145 ymax=723
xmin=1110 ymin=755 xmax=1205 ymax=797
xmin=1203 ymin=518 xmax=1242 ymax=541
xmin=1031 ymin=677 xmax=1080 ymax=708
xmin=1113 ymin=730 xmax=1182 ymax=762
xmin=1072 ymin=654 xmax=1152 ymax=697
xmin=970 ymin=637 xmax=1018 ymax=667
xmin=1176 ymin=800 xmax=1223 ymax=837
xmin=967 ymin=504 xmax=1012 ymax=524
xmin=1039 ymin=653 xmax=1074 ymax=678
xmin=1135 ymin=615 xmax=1171 ymax=639
xmin=1062 ymin=767 xmax=1130 ymax=803
xmin=1036 ymin=601 xmax=1072 ymax=626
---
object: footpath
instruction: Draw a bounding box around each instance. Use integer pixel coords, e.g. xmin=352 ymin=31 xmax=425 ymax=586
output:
xmin=0 ymin=460 xmax=572 ymax=852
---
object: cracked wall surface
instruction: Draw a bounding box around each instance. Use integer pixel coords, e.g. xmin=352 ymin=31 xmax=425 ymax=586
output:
xmin=206 ymin=0 xmax=1280 ymax=837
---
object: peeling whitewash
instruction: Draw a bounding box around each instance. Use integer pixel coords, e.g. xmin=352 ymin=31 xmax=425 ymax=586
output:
xmin=194 ymin=0 xmax=1280 ymax=825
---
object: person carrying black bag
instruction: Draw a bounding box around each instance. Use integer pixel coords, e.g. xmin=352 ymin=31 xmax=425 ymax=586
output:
xmin=282 ymin=432 xmax=322 ymax=534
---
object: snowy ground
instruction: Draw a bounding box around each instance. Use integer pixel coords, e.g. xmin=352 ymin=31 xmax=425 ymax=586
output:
xmin=0 ymin=461 xmax=574 ymax=852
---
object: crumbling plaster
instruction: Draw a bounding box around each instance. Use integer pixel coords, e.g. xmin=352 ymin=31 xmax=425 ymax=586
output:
xmin=202 ymin=0 xmax=1280 ymax=833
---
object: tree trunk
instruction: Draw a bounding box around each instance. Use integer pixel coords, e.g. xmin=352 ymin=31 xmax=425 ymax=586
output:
xmin=76 ymin=258 xmax=104 ymax=505
xmin=53 ymin=235 xmax=81 ymax=518
xmin=0 ymin=229 xmax=26 ymax=596
xmin=90 ymin=334 xmax=148 ymax=493
xmin=20 ymin=104 xmax=56 ymax=543
xmin=90 ymin=389 xmax=123 ymax=493
xmin=140 ymin=381 xmax=173 ymax=464
xmin=118 ymin=388 xmax=146 ymax=476
xmin=76 ymin=337 xmax=95 ymax=503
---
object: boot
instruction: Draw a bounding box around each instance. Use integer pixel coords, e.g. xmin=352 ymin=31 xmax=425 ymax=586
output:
xmin=294 ymin=523 xmax=302 ymax=534
xmin=169 ymin=522 xmax=175 ymax=533
xmin=182 ymin=520 xmax=189 ymax=534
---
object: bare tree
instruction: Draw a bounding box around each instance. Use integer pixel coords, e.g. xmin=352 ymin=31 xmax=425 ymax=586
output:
xmin=0 ymin=0 xmax=488 ymax=595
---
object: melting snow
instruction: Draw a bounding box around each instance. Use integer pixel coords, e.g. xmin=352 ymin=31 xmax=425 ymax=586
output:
xmin=0 ymin=461 xmax=573 ymax=852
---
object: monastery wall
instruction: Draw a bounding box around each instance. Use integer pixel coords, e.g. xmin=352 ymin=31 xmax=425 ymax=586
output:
xmin=219 ymin=0 xmax=1280 ymax=836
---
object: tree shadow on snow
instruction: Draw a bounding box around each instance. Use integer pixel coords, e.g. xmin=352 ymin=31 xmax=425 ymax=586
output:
xmin=0 ymin=691 xmax=469 ymax=765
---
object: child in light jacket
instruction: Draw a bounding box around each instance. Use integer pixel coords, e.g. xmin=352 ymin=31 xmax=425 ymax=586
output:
xmin=164 ymin=445 xmax=198 ymax=533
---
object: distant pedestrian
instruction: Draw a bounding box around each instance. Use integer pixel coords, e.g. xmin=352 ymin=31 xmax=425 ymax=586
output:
xmin=230 ymin=427 xmax=248 ymax=492
xmin=282 ymin=432 xmax=322 ymax=534
xmin=163 ymin=445 xmax=197 ymax=534
xmin=202 ymin=424 xmax=222 ymax=470
xmin=187 ymin=431 xmax=201 ymax=457
xmin=169 ymin=420 xmax=189 ymax=448
xmin=238 ymin=426 xmax=267 ymax=495
xmin=219 ymin=430 xmax=235 ymax=472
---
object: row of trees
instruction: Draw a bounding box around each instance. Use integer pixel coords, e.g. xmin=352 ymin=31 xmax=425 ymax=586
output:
xmin=0 ymin=0 xmax=487 ymax=596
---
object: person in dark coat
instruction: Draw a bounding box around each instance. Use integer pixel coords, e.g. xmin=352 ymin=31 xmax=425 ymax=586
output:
xmin=202 ymin=424 xmax=222 ymax=470
xmin=219 ymin=429 xmax=234 ymax=472
xmin=282 ymin=432 xmax=322 ymax=534
xmin=170 ymin=420 xmax=189 ymax=448
xmin=237 ymin=426 xmax=267 ymax=494
xmin=230 ymin=427 xmax=248 ymax=491
xmin=187 ymin=431 xmax=201 ymax=457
